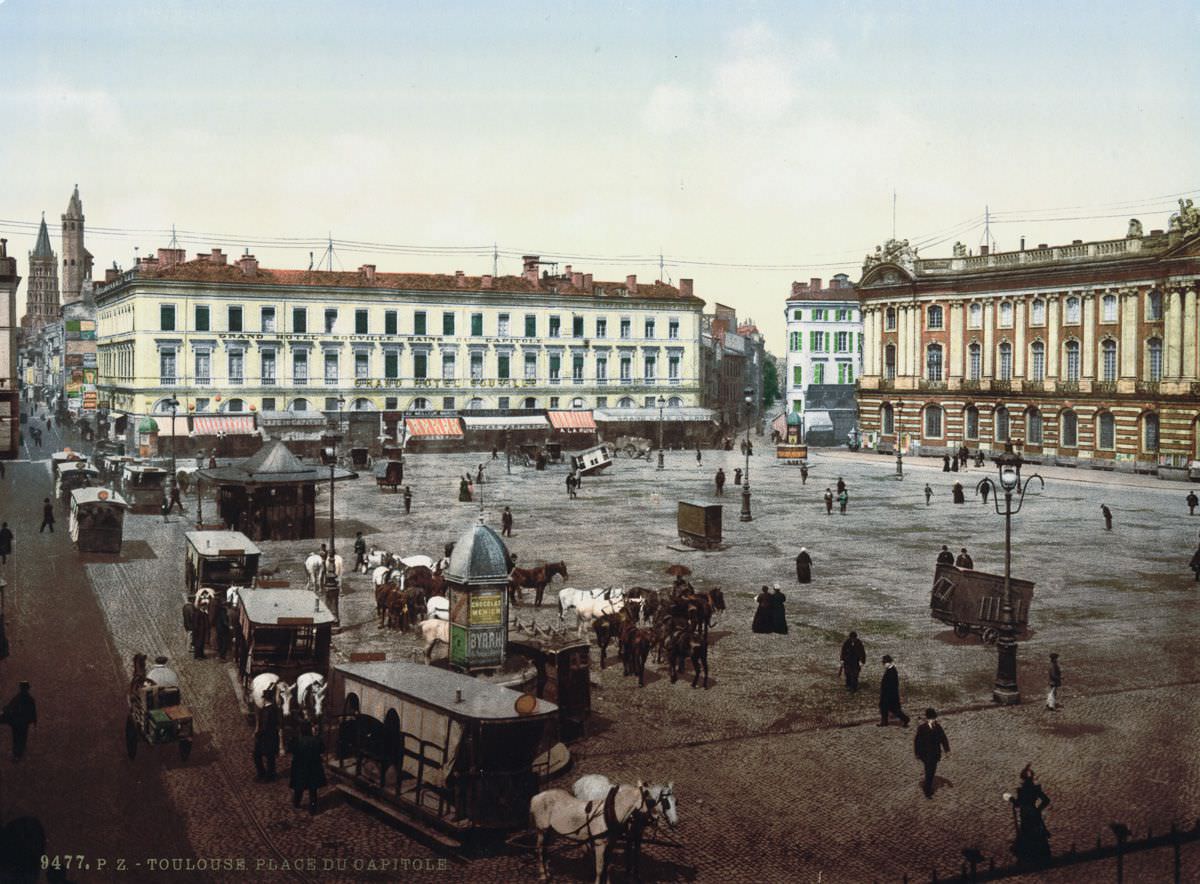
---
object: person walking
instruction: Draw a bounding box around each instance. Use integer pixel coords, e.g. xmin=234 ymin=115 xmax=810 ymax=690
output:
xmin=936 ymin=545 xmax=955 ymax=566
xmin=837 ymin=489 xmax=849 ymax=515
xmin=1188 ymin=491 xmax=1199 ymax=516
xmin=795 ymin=547 xmax=813 ymax=584
xmin=823 ymin=488 xmax=834 ymax=515
xmin=0 ymin=459 xmax=5 ymax=479
xmin=1190 ymin=542 xmax=1200 ymax=583
xmin=695 ymin=446 xmax=702 ymax=466
xmin=1046 ymin=653 xmax=1062 ymax=711
xmin=213 ymin=600 xmax=231 ymax=661
xmin=734 ymin=467 xmax=742 ymax=486
xmin=878 ymin=655 xmax=910 ymax=727
xmin=714 ymin=468 xmax=726 ymax=496
xmin=0 ymin=522 xmax=12 ymax=565
xmin=769 ymin=583 xmax=788 ymax=634
xmin=953 ymin=482 xmax=966 ymax=504
xmin=501 ymin=506 xmax=513 ymax=537
xmin=1006 ymin=766 xmax=1052 ymax=865
xmin=839 ymin=631 xmax=866 ymax=691
xmin=475 ymin=463 xmax=485 ymax=485
xmin=913 ymin=708 xmax=950 ymax=798
xmin=161 ymin=495 xmax=171 ymax=524
xmin=459 ymin=476 xmax=472 ymax=502
xmin=167 ymin=483 xmax=184 ymax=514
xmin=3 ymin=682 xmax=37 ymax=761
xmin=951 ymin=455 xmax=959 ymax=473
xmin=800 ymin=464 xmax=808 ymax=485
xmin=924 ymin=484 xmax=933 ymax=506
xmin=190 ymin=603 xmax=209 ymax=660
xmin=942 ymin=454 xmax=951 ymax=472
xmin=1101 ymin=504 xmax=1113 ymax=530
xmin=955 ymin=548 xmax=974 ymax=569
xmin=353 ymin=532 xmax=367 ymax=574
xmin=288 ymin=722 xmax=327 ymax=814
xmin=565 ymin=473 xmax=576 ymax=500
xmin=403 ymin=485 xmax=412 ymax=514
xmin=751 ymin=586 xmax=772 ymax=633
xmin=38 ymin=499 xmax=54 ymax=534
xmin=979 ymin=481 xmax=990 ymax=504
xmin=208 ymin=450 xmax=218 ymax=469
xmin=836 ymin=477 xmax=846 ymax=495
xmin=253 ymin=696 xmax=281 ymax=781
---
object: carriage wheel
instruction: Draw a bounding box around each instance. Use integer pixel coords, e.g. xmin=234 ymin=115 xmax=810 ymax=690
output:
xmin=953 ymin=623 xmax=971 ymax=638
xmin=178 ymin=739 xmax=193 ymax=762
xmin=125 ymin=716 xmax=139 ymax=759
xmin=981 ymin=627 xmax=999 ymax=645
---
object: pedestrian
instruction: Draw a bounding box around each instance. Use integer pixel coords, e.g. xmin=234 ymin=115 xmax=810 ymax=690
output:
xmin=1190 ymin=542 xmax=1200 ymax=583
xmin=959 ymin=445 xmax=970 ymax=468
xmin=695 ymin=446 xmax=702 ymax=466
xmin=1046 ymin=653 xmax=1062 ymax=711
xmin=1101 ymin=504 xmax=1112 ymax=530
xmin=501 ymin=506 xmax=513 ymax=537
xmin=459 ymin=476 xmax=472 ymax=502
xmin=288 ymin=721 xmax=327 ymax=814
xmin=2 ymin=682 xmax=37 ymax=761
xmin=936 ymin=545 xmax=955 ymax=566
xmin=836 ymin=477 xmax=846 ymax=495
xmin=491 ymin=446 xmax=499 ymax=460
xmin=769 ymin=583 xmax=788 ymax=634
xmin=565 ymin=473 xmax=576 ymax=500
xmin=403 ymin=485 xmax=412 ymax=514
xmin=38 ymin=498 xmax=54 ymax=533
xmin=951 ymin=455 xmax=959 ymax=473
xmin=924 ymin=483 xmax=933 ymax=506
xmin=800 ymin=464 xmax=808 ymax=485
xmin=839 ymin=631 xmax=866 ymax=691
xmin=734 ymin=467 xmax=742 ymax=486
xmin=191 ymin=603 xmax=210 ymax=660
xmin=975 ymin=450 xmax=985 ymax=467
xmin=1006 ymin=766 xmax=1052 ymax=865
xmin=837 ymin=489 xmax=848 ymax=515
xmin=980 ymin=481 xmax=991 ymax=504
xmin=0 ymin=460 xmax=5 ymax=479
xmin=253 ymin=696 xmax=281 ymax=781
xmin=878 ymin=655 xmax=910 ymax=727
xmin=715 ymin=468 xmax=726 ymax=496
xmin=746 ymin=440 xmax=753 ymax=456
xmin=214 ymin=600 xmax=231 ymax=661
xmin=913 ymin=708 xmax=950 ymax=798
xmin=168 ymin=483 xmax=184 ymax=514
xmin=161 ymin=496 xmax=171 ymax=523
xmin=353 ymin=532 xmax=367 ymax=573
xmin=942 ymin=454 xmax=951 ymax=472
xmin=952 ymin=482 xmax=965 ymax=504
xmin=0 ymin=522 xmax=12 ymax=565
xmin=795 ymin=547 xmax=813 ymax=584
xmin=751 ymin=586 xmax=772 ymax=633
xmin=208 ymin=450 xmax=217 ymax=469
xmin=955 ymin=547 xmax=974 ymax=569
xmin=476 ymin=463 xmax=484 ymax=485
xmin=823 ymin=488 xmax=834 ymax=515
xmin=1188 ymin=491 xmax=1199 ymax=516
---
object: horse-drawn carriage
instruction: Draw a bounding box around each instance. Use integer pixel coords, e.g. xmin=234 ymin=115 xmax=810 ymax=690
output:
xmin=373 ymin=459 xmax=404 ymax=491
xmin=234 ymin=588 xmax=335 ymax=690
xmin=125 ymin=654 xmax=194 ymax=761
xmin=507 ymin=631 xmax=591 ymax=742
xmin=121 ymin=462 xmax=171 ymax=512
xmin=517 ymin=443 xmax=562 ymax=469
xmin=69 ymin=488 xmax=130 ymax=554
xmin=614 ymin=436 xmax=653 ymax=460
xmin=930 ymin=563 xmax=1035 ymax=643
xmin=349 ymin=447 xmax=372 ymax=470
xmin=55 ymin=461 xmax=101 ymax=501
xmin=184 ymin=531 xmax=261 ymax=602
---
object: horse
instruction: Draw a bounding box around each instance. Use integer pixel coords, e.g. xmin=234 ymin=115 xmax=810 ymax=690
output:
xmin=571 ymin=775 xmax=676 ymax=881
xmin=574 ymin=593 xmax=625 ymax=636
xmin=425 ymin=595 xmax=449 ymax=621
xmin=250 ymin=673 xmax=293 ymax=718
xmin=399 ymin=554 xmax=435 ymax=570
xmin=591 ymin=611 xmax=632 ymax=670
xmin=509 ymin=561 xmax=569 ymax=607
xmin=194 ymin=587 xmax=216 ymax=611
xmin=293 ymin=672 xmax=327 ymax=723
xmin=667 ymin=625 xmax=709 ymax=688
xmin=625 ymin=588 xmax=659 ymax=623
xmin=305 ymin=553 xmax=325 ymax=590
xmin=685 ymin=587 xmax=725 ymax=633
xmin=623 ymin=628 xmax=654 ymax=687
xmin=420 ymin=618 xmax=450 ymax=663
xmin=404 ymin=565 xmax=445 ymax=601
xmin=559 ymin=586 xmax=622 ymax=622
xmin=530 ymin=782 xmax=659 ymax=884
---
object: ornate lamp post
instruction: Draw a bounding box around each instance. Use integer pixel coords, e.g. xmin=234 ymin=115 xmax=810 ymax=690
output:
xmin=656 ymin=395 xmax=666 ymax=471
xmin=976 ymin=443 xmax=1043 ymax=705
xmin=164 ymin=397 xmax=180 ymax=478
xmin=740 ymin=386 xmax=753 ymax=522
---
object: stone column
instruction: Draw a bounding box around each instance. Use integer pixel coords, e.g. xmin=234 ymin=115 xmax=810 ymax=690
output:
xmin=948 ymin=302 xmax=963 ymax=378
xmin=1120 ymin=289 xmax=1139 ymax=378
xmin=1164 ymin=289 xmax=1183 ymax=377
xmin=983 ymin=303 xmax=994 ymax=377
xmin=1014 ymin=300 xmax=1026 ymax=378
xmin=1047 ymin=296 xmax=1060 ymax=378
xmin=1081 ymin=292 xmax=1096 ymax=378
xmin=901 ymin=306 xmax=913 ymax=377
xmin=1183 ymin=289 xmax=1198 ymax=380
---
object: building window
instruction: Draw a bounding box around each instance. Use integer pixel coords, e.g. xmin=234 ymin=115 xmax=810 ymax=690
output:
xmin=548 ymin=353 xmax=561 ymax=381
xmin=497 ymin=353 xmax=510 ymax=379
xmin=1143 ymin=413 xmax=1159 ymax=452
xmin=414 ymin=311 xmax=427 ymax=335
xmin=1031 ymin=299 xmax=1045 ymax=326
xmin=229 ymin=305 xmax=243 ymax=333
xmin=195 ymin=305 xmax=210 ymax=332
xmin=385 ymin=310 xmax=398 ymax=335
xmin=811 ymin=331 xmax=826 ymax=352
xmin=1101 ymin=295 xmax=1117 ymax=323
xmin=619 ymin=356 xmax=632 ymax=382
xmin=965 ymin=405 xmax=979 ymax=440
xmin=155 ymin=349 xmax=176 ymax=385
xmin=1147 ymin=338 xmax=1163 ymax=381
xmin=813 ymin=363 xmax=825 ymax=384
xmin=355 ymin=351 xmax=369 ymax=380
xmin=355 ymin=309 xmax=369 ymax=335
xmin=290 ymin=397 xmax=309 ymax=412
xmin=644 ymin=319 xmax=656 ymax=338
xmin=413 ymin=352 xmax=428 ymax=379
xmin=836 ymin=309 xmax=850 ymax=322
xmin=644 ymin=355 xmax=657 ymax=382
xmin=668 ymin=319 xmax=679 ymax=339
xmin=595 ymin=317 xmax=607 ymax=338
xmin=441 ymin=352 xmax=456 ymax=380
xmin=926 ymin=344 xmax=943 ymax=381
xmin=497 ymin=313 xmax=509 ymax=336
xmin=793 ymin=365 xmax=803 ymax=388
xmin=572 ymin=316 xmax=584 ymax=338
xmin=1147 ymin=291 xmax=1163 ymax=321
xmin=884 ymin=344 xmax=896 ymax=380
xmin=524 ymin=314 xmax=536 ymax=337
xmin=668 ymin=354 xmax=680 ymax=380
xmin=998 ymin=342 xmax=1012 ymax=381
xmin=838 ymin=363 xmax=855 ymax=384
xmin=995 ymin=406 xmax=1010 ymax=442
xmin=228 ymin=350 xmax=244 ymax=384
xmin=927 ymin=305 xmax=944 ymax=330
xmin=620 ymin=318 xmax=631 ymax=339
xmin=792 ymin=309 xmax=802 ymax=321
xmin=596 ymin=356 xmax=607 ymax=382
xmin=292 ymin=351 xmax=308 ymax=384
xmin=293 ymin=307 xmax=307 ymax=334
xmin=524 ymin=353 xmax=537 ymax=380
xmin=442 ymin=312 xmax=455 ymax=336
xmin=835 ymin=331 xmax=850 ymax=353
xmin=1098 ymin=412 xmax=1115 ymax=450
xmin=812 ymin=308 xmax=827 ymax=321
xmin=470 ymin=352 xmax=483 ymax=380
xmin=789 ymin=331 xmax=803 ymax=351
xmin=261 ymin=306 xmax=276 ymax=333
xmin=523 ymin=397 xmax=537 ymax=409
xmin=998 ymin=302 xmax=1013 ymax=328
xmin=968 ymin=303 xmax=982 ymax=329
xmin=885 ymin=307 xmax=896 ymax=330
xmin=324 ymin=397 xmax=340 ymax=412
xmin=443 ymin=397 xmax=455 ymax=410
xmin=497 ymin=396 xmax=509 ymax=410
xmin=227 ymin=398 xmax=244 ymax=413
xmin=572 ymin=354 xmax=584 ymax=381
xmin=1065 ymin=340 xmax=1081 ymax=381
xmin=924 ymin=405 xmax=943 ymax=438
xmin=194 ymin=350 xmax=210 ymax=386
xmin=1027 ymin=408 xmax=1043 ymax=445
xmin=384 ymin=351 xmax=398 ymax=379
xmin=262 ymin=397 xmax=276 ymax=411
xmin=881 ymin=403 xmax=894 ymax=435
xmin=471 ymin=313 xmax=483 ymax=337
xmin=1061 ymin=410 xmax=1078 ymax=447
xmin=261 ymin=350 xmax=275 ymax=384
xmin=550 ymin=396 xmax=561 ymax=408
xmin=1102 ymin=340 xmax=1117 ymax=381
xmin=324 ymin=309 xmax=338 ymax=334
xmin=468 ymin=397 xmax=484 ymax=410
xmin=324 ymin=352 xmax=338 ymax=384
xmin=1065 ymin=297 xmax=1081 ymax=324
xmin=548 ymin=316 xmax=561 ymax=338
xmin=1030 ymin=341 xmax=1045 ymax=381
xmin=411 ymin=397 xmax=431 ymax=411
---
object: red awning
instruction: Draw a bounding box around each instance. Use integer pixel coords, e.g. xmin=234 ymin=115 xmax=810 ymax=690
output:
xmin=192 ymin=415 xmax=257 ymax=435
xmin=405 ymin=417 xmax=463 ymax=439
xmin=548 ymin=410 xmax=597 ymax=432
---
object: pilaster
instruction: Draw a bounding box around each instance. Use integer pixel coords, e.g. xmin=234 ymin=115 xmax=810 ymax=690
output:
xmin=1120 ymin=288 xmax=1139 ymax=378
xmin=948 ymin=302 xmax=963 ymax=378
xmin=1014 ymin=300 xmax=1026 ymax=377
xmin=1164 ymin=288 xmax=1183 ymax=378
xmin=1047 ymin=295 xmax=1060 ymax=379
xmin=1183 ymin=289 xmax=1198 ymax=380
xmin=983 ymin=303 xmax=994 ymax=377
xmin=1081 ymin=292 xmax=1095 ymax=378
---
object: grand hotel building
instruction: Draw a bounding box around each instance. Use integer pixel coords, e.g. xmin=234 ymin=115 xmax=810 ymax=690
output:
xmin=95 ymin=250 xmax=704 ymax=436
xmin=856 ymin=216 xmax=1200 ymax=476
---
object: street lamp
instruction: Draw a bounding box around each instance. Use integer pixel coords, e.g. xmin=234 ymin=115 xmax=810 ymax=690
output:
xmin=976 ymin=442 xmax=1043 ymax=705
xmin=656 ymin=395 xmax=666 ymax=471
xmin=165 ymin=397 xmax=180 ymax=478
xmin=740 ymin=386 xmax=753 ymax=522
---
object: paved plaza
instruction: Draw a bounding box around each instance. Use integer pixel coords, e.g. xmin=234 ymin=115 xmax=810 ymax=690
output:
xmin=2 ymin=429 xmax=1199 ymax=882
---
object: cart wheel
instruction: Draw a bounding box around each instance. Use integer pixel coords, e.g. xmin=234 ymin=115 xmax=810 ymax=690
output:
xmin=981 ymin=627 xmax=999 ymax=645
xmin=954 ymin=623 xmax=971 ymax=638
xmin=125 ymin=716 xmax=138 ymax=760
xmin=178 ymin=739 xmax=192 ymax=762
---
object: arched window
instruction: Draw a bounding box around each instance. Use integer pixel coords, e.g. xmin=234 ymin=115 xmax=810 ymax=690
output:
xmin=1065 ymin=297 xmax=1081 ymax=324
xmin=964 ymin=405 xmax=979 ymax=440
xmin=1101 ymin=340 xmax=1117 ymax=382
xmin=617 ymin=397 xmax=635 ymax=408
xmin=926 ymin=344 xmax=943 ymax=382
xmin=881 ymin=403 xmax=894 ymax=435
xmin=999 ymin=302 xmax=1013 ymax=327
xmin=352 ymin=397 xmax=375 ymax=411
xmin=995 ymin=406 xmax=1010 ymax=442
xmin=1143 ymin=413 xmax=1159 ymax=452
xmin=1147 ymin=290 xmax=1163 ymax=321
xmin=884 ymin=344 xmax=897 ymax=380
xmin=884 ymin=307 xmax=896 ymax=330
xmin=410 ymin=397 xmax=431 ymax=411
xmin=1030 ymin=341 xmax=1045 ymax=381
xmin=924 ymin=404 xmax=943 ymax=439
xmin=289 ymin=398 xmax=309 ymax=412
xmin=1064 ymin=340 xmax=1081 ymax=382
xmin=968 ymin=342 xmax=982 ymax=380
xmin=468 ymin=397 xmax=485 ymax=410
xmin=1026 ymin=407 xmax=1043 ymax=445
xmin=523 ymin=397 xmax=537 ymax=409
xmin=1101 ymin=294 xmax=1117 ymax=323
xmin=152 ymin=398 xmax=177 ymax=414
xmin=1030 ymin=299 xmax=1046 ymax=325
xmin=572 ymin=397 xmax=586 ymax=409
xmin=225 ymin=398 xmax=245 ymax=413
xmin=927 ymin=305 xmax=943 ymax=330
xmin=968 ymin=303 xmax=983 ymax=329
xmin=998 ymin=342 xmax=1013 ymax=381
xmin=1097 ymin=412 xmax=1115 ymax=450
xmin=1060 ymin=410 xmax=1078 ymax=448
xmin=667 ymin=396 xmax=683 ymax=407
xmin=1147 ymin=338 xmax=1163 ymax=381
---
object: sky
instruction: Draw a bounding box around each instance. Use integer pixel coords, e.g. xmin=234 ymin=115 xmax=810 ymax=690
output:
xmin=1 ymin=0 xmax=1197 ymax=352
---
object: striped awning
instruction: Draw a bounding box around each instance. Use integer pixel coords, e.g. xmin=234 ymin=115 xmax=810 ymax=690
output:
xmin=154 ymin=416 xmax=192 ymax=436
xmin=192 ymin=415 xmax=257 ymax=435
xmin=461 ymin=415 xmax=550 ymax=431
xmin=547 ymin=410 xmax=596 ymax=432
xmin=405 ymin=417 xmax=463 ymax=439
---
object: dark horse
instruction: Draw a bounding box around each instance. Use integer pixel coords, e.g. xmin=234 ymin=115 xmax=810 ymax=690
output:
xmin=667 ymin=624 xmax=709 ymax=688
xmin=403 ymin=565 xmax=445 ymax=601
xmin=507 ymin=561 xmax=568 ymax=606
xmin=592 ymin=610 xmax=631 ymax=669
xmin=623 ymin=627 xmax=653 ymax=687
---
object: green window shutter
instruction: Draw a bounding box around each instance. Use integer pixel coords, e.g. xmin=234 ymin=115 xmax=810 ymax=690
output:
xmin=809 ymin=331 xmax=815 ymax=351
xmin=384 ymin=352 xmax=398 ymax=379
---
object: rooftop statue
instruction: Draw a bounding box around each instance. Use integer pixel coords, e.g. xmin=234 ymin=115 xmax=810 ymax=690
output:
xmin=863 ymin=238 xmax=918 ymax=273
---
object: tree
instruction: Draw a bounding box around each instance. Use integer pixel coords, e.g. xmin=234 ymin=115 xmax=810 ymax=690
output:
xmin=761 ymin=359 xmax=781 ymax=410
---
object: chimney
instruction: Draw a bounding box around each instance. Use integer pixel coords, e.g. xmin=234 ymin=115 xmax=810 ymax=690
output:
xmin=360 ymin=264 xmax=376 ymax=283
xmin=522 ymin=255 xmax=540 ymax=285
xmin=0 ymin=239 xmax=6 ymax=259
xmin=571 ymin=272 xmax=583 ymax=288
xmin=980 ymin=245 xmax=990 ymax=257
xmin=1019 ymin=237 xmax=1026 ymax=251
xmin=1071 ymin=239 xmax=1083 ymax=245
xmin=195 ymin=252 xmax=210 ymax=263
xmin=810 ymin=277 xmax=822 ymax=291
xmin=1038 ymin=243 xmax=1048 ymax=249
xmin=679 ymin=278 xmax=694 ymax=298
xmin=237 ymin=253 xmax=258 ymax=276
xmin=583 ymin=273 xmax=593 ymax=290
xmin=211 ymin=248 xmax=227 ymax=265
xmin=481 ymin=274 xmax=493 ymax=289
xmin=626 ymin=274 xmax=637 ymax=292
xmin=564 ymin=264 xmax=572 ymax=276
xmin=791 ymin=281 xmax=805 ymax=296
xmin=105 ymin=267 xmax=120 ymax=283
xmin=157 ymin=248 xmax=185 ymax=268
xmin=455 ymin=270 xmax=467 ymax=288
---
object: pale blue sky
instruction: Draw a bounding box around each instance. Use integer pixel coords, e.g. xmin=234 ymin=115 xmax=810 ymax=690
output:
xmin=2 ymin=0 xmax=1196 ymax=350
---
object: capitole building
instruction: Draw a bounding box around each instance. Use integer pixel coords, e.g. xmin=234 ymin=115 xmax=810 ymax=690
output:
xmin=856 ymin=202 xmax=1200 ymax=478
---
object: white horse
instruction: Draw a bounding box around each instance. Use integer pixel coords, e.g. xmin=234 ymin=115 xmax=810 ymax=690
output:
xmin=574 ymin=595 xmax=625 ymax=635
xmin=365 ymin=549 xmax=394 ymax=571
xmin=574 ymin=775 xmax=678 ymax=828
xmin=530 ymin=782 xmax=658 ymax=884
xmin=250 ymin=673 xmax=292 ymax=718
xmin=399 ymin=554 xmax=435 ymax=570
xmin=194 ymin=587 xmax=217 ymax=611
xmin=419 ymin=618 xmax=450 ymax=663
xmin=305 ymin=552 xmax=345 ymax=589
xmin=372 ymin=565 xmax=401 ymax=588
xmin=225 ymin=586 xmax=243 ymax=609
xmin=293 ymin=672 xmax=327 ymax=722
xmin=425 ymin=595 xmax=449 ymax=621
xmin=559 ymin=586 xmax=623 ymax=622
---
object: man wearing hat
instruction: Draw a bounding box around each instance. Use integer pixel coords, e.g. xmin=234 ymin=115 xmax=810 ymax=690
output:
xmin=1046 ymin=653 xmax=1062 ymax=711
xmin=936 ymin=545 xmax=954 ymax=566
xmin=913 ymin=708 xmax=950 ymax=798
xmin=955 ymin=548 xmax=974 ymax=569
xmin=839 ymin=631 xmax=866 ymax=691
xmin=878 ymin=655 xmax=910 ymax=727
xmin=3 ymin=682 xmax=37 ymax=761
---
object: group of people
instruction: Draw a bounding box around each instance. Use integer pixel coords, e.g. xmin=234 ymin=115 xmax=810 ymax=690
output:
xmin=751 ymin=584 xmax=788 ymax=634
xmin=823 ymin=477 xmax=850 ymax=514
xmin=936 ymin=545 xmax=974 ymax=569
xmin=252 ymin=701 xmax=326 ymax=815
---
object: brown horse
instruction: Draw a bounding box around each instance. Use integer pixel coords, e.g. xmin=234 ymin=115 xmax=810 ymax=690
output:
xmin=592 ymin=610 xmax=632 ymax=669
xmin=404 ymin=565 xmax=445 ymax=601
xmin=667 ymin=625 xmax=709 ymax=688
xmin=507 ymin=561 xmax=568 ymax=606
xmin=623 ymin=628 xmax=653 ymax=686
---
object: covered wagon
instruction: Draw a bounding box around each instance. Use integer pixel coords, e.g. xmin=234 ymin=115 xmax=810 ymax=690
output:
xmin=234 ymin=588 xmax=335 ymax=688
xmin=69 ymin=488 xmax=130 ymax=554
xmin=930 ymin=563 xmax=1035 ymax=643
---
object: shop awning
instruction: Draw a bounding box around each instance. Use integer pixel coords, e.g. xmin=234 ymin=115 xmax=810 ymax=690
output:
xmin=192 ymin=415 xmax=257 ymax=435
xmin=154 ymin=416 xmax=192 ymax=436
xmin=461 ymin=414 xmax=550 ymax=431
xmin=404 ymin=417 xmax=463 ymax=439
xmin=547 ymin=410 xmax=596 ymax=432
xmin=594 ymin=407 xmax=717 ymax=423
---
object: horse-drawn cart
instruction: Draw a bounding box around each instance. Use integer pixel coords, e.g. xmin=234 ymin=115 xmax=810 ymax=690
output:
xmin=121 ymin=462 xmax=171 ymax=512
xmin=677 ymin=501 xmax=722 ymax=550
xmin=930 ymin=563 xmax=1035 ymax=643
xmin=56 ymin=462 xmax=101 ymax=501
xmin=234 ymin=588 xmax=335 ymax=689
xmin=507 ymin=632 xmax=591 ymax=742
xmin=373 ymin=459 xmax=404 ymax=491
xmin=125 ymin=655 xmax=194 ymax=761
xmin=184 ymin=531 xmax=261 ymax=601
xmin=615 ymin=435 xmax=653 ymax=460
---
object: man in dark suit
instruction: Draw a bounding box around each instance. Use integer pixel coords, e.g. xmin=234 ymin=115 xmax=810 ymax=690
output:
xmin=913 ymin=708 xmax=950 ymax=798
xmin=253 ymin=697 xmax=281 ymax=781
xmin=839 ymin=631 xmax=866 ymax=691
xmin=955 ymin=548 xmax=974 ymax=569
xmin=878 ymin=655 xmax=910 ymax=727
xmin=936 ymin=545 xmax=955 ymax=566
xmin=289 ymin=722 xmax=327 ymax=814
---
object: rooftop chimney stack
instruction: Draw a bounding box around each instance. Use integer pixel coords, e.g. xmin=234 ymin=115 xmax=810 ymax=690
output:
xmin=810 ymin=277 xmax=822 ymax=291
xmin=583 ymin=273 xmax=593 ymax=290
xmin=237 ymin=253 xmax=258 ymax=276
xmin=360 ymin=264 xmax=377 ymax=283
xmin=481 ymin=274 xmax=494 ymax=289
xmin=1020 ymin=237 xmax=1026 ymax=251
xmin=626 ymin=274 xmax=637 ymax=292
xmin=455 ymin=270 xmax=467 ymax=288
xmin=571 ymin=271 xmax=583 ymax=288
xmin=679 ymin=278 xmax=694 ymax=298
xmin=980 ymin=245 xmax=990 ymax=257
xmin=0 ymin=239 xmax=6 ymax=259
xmin=104 ymin=267 xmax=119 ymax=283
xmin=522 ymin=255 xmax=540 ymax=285
xmin=210 ymin=248 xmax=227 ymax=265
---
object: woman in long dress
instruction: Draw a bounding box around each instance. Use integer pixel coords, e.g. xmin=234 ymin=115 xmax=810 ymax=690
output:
xmin=751 ymin=586 xmax=772 ymax=633
xmin=795 ymin=548 xmax=813 ymax=584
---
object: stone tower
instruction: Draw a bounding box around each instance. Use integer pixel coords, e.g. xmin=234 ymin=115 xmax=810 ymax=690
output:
xmin=22 ymin=215 xmax=60 ymax=329
xmin=61 ymin=185 xmax=91 ymax=303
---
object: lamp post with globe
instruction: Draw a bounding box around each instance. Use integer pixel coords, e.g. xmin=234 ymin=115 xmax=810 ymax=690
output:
xmin=740 ymin=386 xmax=754 ymax=522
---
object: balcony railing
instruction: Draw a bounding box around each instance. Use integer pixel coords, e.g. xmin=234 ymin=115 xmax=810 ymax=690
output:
xmin=1059 ymin=381 xmax=1079 ymax=393
xmin=961 ymin=379 xmax=981 ymax=391
xmin=1024 ymin=381 xmax=1044 ymax=393
xmin=919 ymin=379 xmax=947 ymax=391
xmin=1093 ymin=381 xmax=1117 ymax=394
xmin=1136 ymin=380 xmax=1160 ymax=395
xmin=992 ymin=379 xmax=1012 ymax=393
xmin=160 ymin=376 xmax=176 ymax=386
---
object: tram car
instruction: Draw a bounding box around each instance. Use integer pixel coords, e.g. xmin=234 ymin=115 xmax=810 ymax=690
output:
xmin=50 ymin=449 xmax=85 ymax=479
xmin=930 ymin=563 xmax=1035 ymax=643
xmin=324 ymin=661 xmax=562 ymax=846
xmin=125 ymin=655 xmax=194 ymax=761
xmin=121 ymin=462 xmax=171 ymax=512
xmin=233 ymin=588 xmax=335 ymax=689
xmin=184 ymin=530 xmax=261 ymax=601
xmin=69 ymin=488 xmax=130 ymax=554
xmin=56 ymin=461 xmax=101 ymax=501
xmin=568 ymin=444 xmax=613 ymax=476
